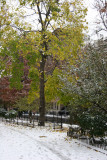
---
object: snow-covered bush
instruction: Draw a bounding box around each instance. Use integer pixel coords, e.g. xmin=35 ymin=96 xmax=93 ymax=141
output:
xmin=77 ymin=112 xmax=107 ymax=137
xmin=61 ymin=39 xmax=107 ymax=115
xmin=5 ymin=110 xmax=18 ymax=119
xmin=0 ymin=108 xmax=7 ymax=117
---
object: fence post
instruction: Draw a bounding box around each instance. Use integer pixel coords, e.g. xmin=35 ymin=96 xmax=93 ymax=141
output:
xmin=17 ymin=116 xmax=18 ymax=125
xmin=33 ymin=114 xmax=35 ymax=128
xmin=57 ymin=113 xmax=58 ymax=125
xmin=53 ymin=111 xmax=55 ymax=129
xmin=61 ymin=114 xmax=62 ymax=129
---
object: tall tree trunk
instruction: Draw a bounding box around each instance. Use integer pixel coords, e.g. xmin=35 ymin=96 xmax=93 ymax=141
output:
xmin=38 ymin=54 xmax=46 ymax=126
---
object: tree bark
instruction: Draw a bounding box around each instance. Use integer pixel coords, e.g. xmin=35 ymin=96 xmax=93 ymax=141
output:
xmin=38 ymin=54 xmax=46 ymax=126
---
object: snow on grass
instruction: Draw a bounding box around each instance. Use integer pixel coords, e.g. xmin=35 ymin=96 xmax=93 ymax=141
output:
xmin=0 ymin=122 xmax=106 ymax=160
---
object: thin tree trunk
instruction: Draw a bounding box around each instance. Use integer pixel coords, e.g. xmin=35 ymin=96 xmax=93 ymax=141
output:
xmin=38 ymin=54 xmax=46 ymax=126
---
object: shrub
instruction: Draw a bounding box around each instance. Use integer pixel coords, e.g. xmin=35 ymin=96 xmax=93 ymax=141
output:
xmin=78 ymin=112 xmax=107 ymax=137
xmin=5 ymin=110 xmax=18 ymax=119
xmin=0 ymin=108 xmax=7 ymax=117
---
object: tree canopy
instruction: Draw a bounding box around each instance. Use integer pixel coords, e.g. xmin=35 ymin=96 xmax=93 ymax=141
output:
xmin=0 ymin=0 xmax=87 ymax=125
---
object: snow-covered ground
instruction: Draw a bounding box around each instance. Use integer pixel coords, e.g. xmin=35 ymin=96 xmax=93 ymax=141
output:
xmin=0 ymin=122 xmax=106 ymax=160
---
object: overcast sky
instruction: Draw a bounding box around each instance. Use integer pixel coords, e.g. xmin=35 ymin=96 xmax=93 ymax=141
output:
xmin=7 ymin=0 xmax=107 ymax=40
xmin=84 ymin=0 xmax=107 ymax=40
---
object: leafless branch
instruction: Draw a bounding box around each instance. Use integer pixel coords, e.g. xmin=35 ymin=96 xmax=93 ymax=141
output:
xmin=37 ymin=2 xmax=43 ymax=30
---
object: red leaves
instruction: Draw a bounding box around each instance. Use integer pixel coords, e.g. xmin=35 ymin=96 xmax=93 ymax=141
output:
xmin=0 ymin=77 xmax=30 ymax=104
